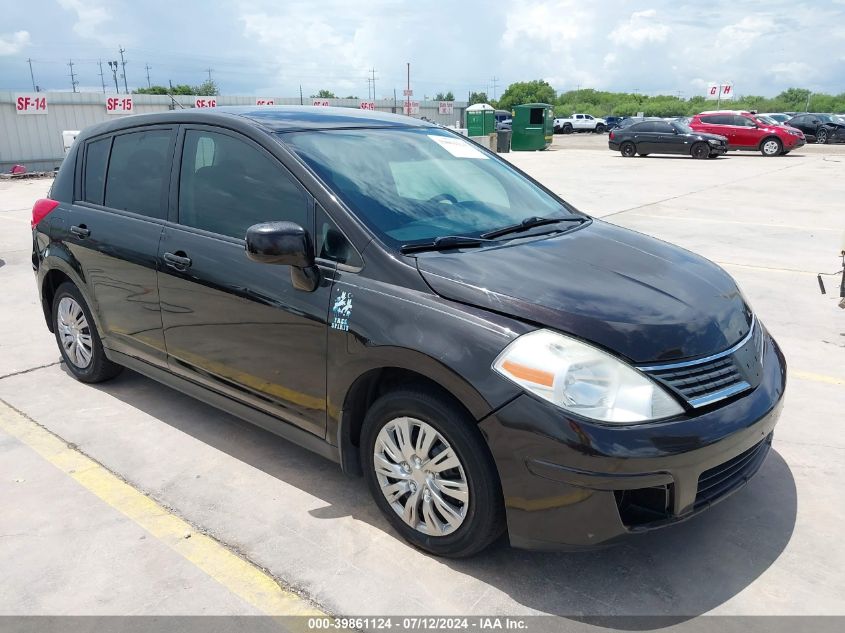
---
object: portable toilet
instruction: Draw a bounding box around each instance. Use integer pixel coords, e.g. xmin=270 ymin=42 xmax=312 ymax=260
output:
xmin=511 ymin=103 xmax=554 ymax=151
xmin=466 ymin=103 xmax=496 ymax=137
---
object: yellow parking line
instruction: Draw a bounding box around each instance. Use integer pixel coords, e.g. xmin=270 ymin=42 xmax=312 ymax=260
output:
xmin=716 ymin=261 xmax=817 ymax=275
xmin=0 ymin=399 xmax=324 ymax=617
xmin=792 ymin=370 xmax=845 ymax=386
xmin=622 ymin=213 xmax=840 ymax=232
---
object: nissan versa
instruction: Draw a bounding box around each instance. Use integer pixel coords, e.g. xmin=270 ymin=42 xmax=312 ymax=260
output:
xmin=31 ymin=107 xmax=786 ymax=557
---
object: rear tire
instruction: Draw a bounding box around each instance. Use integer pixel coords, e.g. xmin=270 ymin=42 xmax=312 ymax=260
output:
xmin=360 ymin=388 xmax=505 ymax=558
xmin=691 ymin=142 xmax=710 ymax=159
xmin=595 ymin=124 xmax=606 ymax=133
xmin=816 ymin=128 xmax=828 ymax=144
xmin=620 ymin=142 xmax=636 ymax=157
xmin=52 ymin=282 xmax=122 ymax=383
xmin=760 ymin=137 xmax=782 ymax=156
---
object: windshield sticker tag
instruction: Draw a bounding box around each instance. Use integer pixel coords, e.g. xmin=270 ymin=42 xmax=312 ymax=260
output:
xmin=331 ymin=290 xmax=353 ymax=331
xmin=428 ymin=135 xmax=489 ymax=159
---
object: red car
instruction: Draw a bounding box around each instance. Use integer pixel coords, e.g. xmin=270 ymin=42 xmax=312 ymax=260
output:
xmin=689 ymin=110 xmax=805 ymax=156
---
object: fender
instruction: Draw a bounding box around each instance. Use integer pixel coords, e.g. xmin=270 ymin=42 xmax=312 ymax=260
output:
xmin=38 ymin=245 xmax=102 ymax=335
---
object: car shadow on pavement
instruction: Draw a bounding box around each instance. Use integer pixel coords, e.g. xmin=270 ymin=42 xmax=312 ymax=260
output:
xmin=94 ymin=368 xmax=797 ymax=626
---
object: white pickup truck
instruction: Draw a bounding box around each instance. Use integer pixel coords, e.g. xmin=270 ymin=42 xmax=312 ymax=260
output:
xmin=553 ymin=114 xmax=607 ymax=134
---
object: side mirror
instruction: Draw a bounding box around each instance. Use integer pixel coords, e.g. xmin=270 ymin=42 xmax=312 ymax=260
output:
xmin=245 ymin=221 xmax=320 ymax=292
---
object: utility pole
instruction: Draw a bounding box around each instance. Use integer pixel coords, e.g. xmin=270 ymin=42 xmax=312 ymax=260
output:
xmin=406 ymin=62 xmax=410 ymax=116
xmin=805 ymin=91 xmax=811 ymax=111
xmin=145 ymin=63 xmax=152 ymax=88
xmin=490 ymin=76 xmax=499 ymax=100
xmin=119 ymin=45 xmax=128 ymax=93
xmin=98 ymin=59 xmax=106 ymax=93
xmin=108 ymin=60 xmax=120 ymax=93
xmin=206 ymin=68 xmax=213 ymax=82
xmin=369 ymin=68 xmax=377 ymax=101
xmin=27 ymin=58 xmax=37 ymax=91
xmin=299 ymin=85 xmax=303 ymax=105
xmin=68 ymin=59 xmax=79 ymax=93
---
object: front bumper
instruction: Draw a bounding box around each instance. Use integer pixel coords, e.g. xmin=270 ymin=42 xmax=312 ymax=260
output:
xmin=785 ymin=136 xmax=805 ymax=149
xmin=479 ymin=330 xmax=786 ymax=550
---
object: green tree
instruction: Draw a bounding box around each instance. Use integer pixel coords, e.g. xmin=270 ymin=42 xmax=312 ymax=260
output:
xmin=497 ymin=80 xmax=556 ymax=111
xmin=134 ymin=83 xmax=210 ymax=96
xmin=468 ymin=91 xmax=489 ymax=106
xmin=435 ymin=91 xmax=455 ymax=101
xmin=343 ymin=95 xmax=359 ymax=99
xmin=311 ymin=89 xmax=336 ymax=98
xmin=193 ymin=79 xmax=219 ymax=96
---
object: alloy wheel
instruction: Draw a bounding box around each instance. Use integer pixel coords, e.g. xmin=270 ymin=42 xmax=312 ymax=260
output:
xmin=57 ymin=296 xmax=93 ymax=368
xmin=762 ymin=140 xmax=780 ymax=155
xmin=373 ymin=417 xmax=469 ymax=537
xmin=816 ymin=129 xmax=827 ymax=144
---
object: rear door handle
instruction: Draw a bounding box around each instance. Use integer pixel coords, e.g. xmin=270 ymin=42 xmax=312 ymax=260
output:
xmin=70 ymin=225 xmax=90 ymax=238
xmin=163 ymin=251 xmax=192 ymax=270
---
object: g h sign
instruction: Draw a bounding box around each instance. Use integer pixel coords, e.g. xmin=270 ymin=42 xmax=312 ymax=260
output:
xmin=706 ymin=83 xmax=734 ymax=101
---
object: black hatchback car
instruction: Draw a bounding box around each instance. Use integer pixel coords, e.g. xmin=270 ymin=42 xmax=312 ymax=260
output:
xmin=609 ymin=120 xmax=728 ymax=158
xmin=785 ymin=113 xmax=845 ymax=144
xmin=32 ymin=107 xmax=785 ymax=556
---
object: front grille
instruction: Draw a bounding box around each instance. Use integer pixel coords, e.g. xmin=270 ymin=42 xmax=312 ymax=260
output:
xmin=639 ymin=318 xmax=762 ymax=408
xmin=695 ymin=434 xmax=771 ymax=508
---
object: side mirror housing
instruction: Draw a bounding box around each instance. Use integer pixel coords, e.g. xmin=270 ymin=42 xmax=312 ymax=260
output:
xmin=245 ymin=221 xmax=320 ymax=291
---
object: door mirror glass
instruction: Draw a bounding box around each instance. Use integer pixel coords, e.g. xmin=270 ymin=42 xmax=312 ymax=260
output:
xmin=245 ymin=221 xmax=314 ymax=267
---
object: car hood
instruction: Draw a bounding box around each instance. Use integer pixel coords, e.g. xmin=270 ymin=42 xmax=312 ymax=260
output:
xmin=415 ymin=220 xmax=752 ymax=363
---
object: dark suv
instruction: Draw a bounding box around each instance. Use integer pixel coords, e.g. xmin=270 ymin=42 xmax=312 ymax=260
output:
xmin=32 ymin=107 xmax=786 ymax=556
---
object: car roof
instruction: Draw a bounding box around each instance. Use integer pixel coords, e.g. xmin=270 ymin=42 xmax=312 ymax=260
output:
xmin=76 ymin=106 xmax=436 ymax=139
xmin=697 ymin=110 xmax=752 ymax=115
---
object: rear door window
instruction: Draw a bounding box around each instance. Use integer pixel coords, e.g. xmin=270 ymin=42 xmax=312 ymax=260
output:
xmin=178 ymin=129 xmax=309 ymax=240
xmin=83 ymin=137 xmax=111 ymax=205
xmin=104 ymin=129 xmax=174 ymax=218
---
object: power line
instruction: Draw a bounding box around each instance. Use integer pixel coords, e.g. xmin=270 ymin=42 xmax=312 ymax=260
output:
xmin=119 ymin=45 xmax=128 ymax=93
xmin=68 ymin=59 xmax=78 ymax=92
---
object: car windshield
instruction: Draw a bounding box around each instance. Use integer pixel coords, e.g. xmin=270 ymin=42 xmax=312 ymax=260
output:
xmin=756 ymin=115 xmax=778 ymax=125
xmin=280 ymin=127 xmax=577 ymax=248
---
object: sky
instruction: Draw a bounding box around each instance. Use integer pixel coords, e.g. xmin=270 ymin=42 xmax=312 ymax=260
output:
xmin=1 ymin=0 xmax=844 ymax=99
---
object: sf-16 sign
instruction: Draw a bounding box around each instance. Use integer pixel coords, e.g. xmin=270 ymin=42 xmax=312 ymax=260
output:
xmin=194 ymin=97 xmax=217 ymax=108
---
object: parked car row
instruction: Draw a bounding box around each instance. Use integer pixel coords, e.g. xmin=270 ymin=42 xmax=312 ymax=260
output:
xmin=608 ymin=110 xmax=807 ymax=159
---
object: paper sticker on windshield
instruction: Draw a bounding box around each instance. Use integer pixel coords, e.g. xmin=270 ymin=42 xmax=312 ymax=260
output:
xmin=428 ymin=135 xmax=489 ymax=159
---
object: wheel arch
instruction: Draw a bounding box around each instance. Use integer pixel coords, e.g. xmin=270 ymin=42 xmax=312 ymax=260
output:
xmin=334 ymin=362 xmax=494 ymax=476
xmin=39 ymin=255 xmax=99 ymax=334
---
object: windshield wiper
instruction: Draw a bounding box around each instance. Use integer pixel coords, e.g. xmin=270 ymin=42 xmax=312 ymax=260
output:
xmin=400 ymin=235 xmax=497 ymax=254
xmin=481 ymin=215 xmax=586 ymax=240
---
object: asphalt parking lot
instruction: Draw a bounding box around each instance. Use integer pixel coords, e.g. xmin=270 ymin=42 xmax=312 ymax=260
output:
xmin=1 ymin=135 xmax=843 ymax=620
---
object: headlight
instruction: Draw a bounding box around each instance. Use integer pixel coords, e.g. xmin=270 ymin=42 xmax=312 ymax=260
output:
xmin=787 ymin=129 xmax=801 ymax=136
xmin=493 ymin=330 xmax=684 ymax=424
xmin=707 ymin=139 xmax=721 ymax=145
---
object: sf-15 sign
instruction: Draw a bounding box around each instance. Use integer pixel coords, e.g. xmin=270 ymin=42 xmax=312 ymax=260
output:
xmin=106 ymin=97 xmax=134 ymax=114
xmin=15 ymin=94 xmax=48 ymax=114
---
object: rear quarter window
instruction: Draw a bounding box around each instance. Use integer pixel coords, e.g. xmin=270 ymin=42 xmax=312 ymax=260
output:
xmin=83 ymin=137 xmax=111 ymax=205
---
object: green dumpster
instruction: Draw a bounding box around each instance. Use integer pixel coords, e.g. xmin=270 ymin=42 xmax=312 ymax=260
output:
xmin=466 ymin=103 xmax=496 ymax=137
xmin=511 ymin=103 xmax=554 ymax=151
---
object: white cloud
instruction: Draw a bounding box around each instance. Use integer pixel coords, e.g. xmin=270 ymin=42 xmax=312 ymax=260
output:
xmin=502 ymin=1 xmax=592 ymax=48
xmin=57 ymin=0 xmax=114 ymax=45
xmin=609 ymin=9 xmax=670 ymax=48
xmin=714 ymin=15 xmax=776 ymax=52
xmin=771 ymin=61 xmax=815 ymax=82
xmin=0 ymin=30 xmax=30 ymax=55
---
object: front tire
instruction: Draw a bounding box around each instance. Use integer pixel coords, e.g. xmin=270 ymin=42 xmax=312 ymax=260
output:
xmin=52 ymin=282 xmax=122 ymax=383
xmin=691 ymin=142 xmax=710 ymax=159
xmin=760 ymin=137 xmax=782 ymax=156
xmin=361 ymin=388 xmax=505 ymax=558
xmin=562 ymin=124 xmax=573 ymax=134
xmin=620 ymin=141 xmax=636 ymax=157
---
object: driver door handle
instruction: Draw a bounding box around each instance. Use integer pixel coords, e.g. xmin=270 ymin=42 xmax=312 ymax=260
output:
xmin=163 ymin=251 xmax=192 ymax=270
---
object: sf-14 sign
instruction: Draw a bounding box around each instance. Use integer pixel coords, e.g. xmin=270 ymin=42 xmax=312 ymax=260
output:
xmin=15 ymin=94 xmax=48 ymax=114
